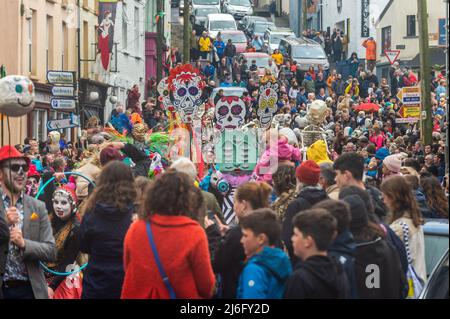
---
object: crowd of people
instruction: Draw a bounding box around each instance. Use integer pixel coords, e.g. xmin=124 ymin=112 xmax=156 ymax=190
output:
xmin=0 ymin=25 xmax=448 ymax=299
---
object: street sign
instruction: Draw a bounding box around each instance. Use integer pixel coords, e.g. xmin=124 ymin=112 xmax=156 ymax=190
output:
xmin=46 ymin=113 xmax=80 ymax=131
xmin=50 ymin=98 xmax=76 ymax=110
xmin=398 ymin=105 xmax=421 ymax=118
xmin=395 ymin=118 xmax=419 ymax=124
xmin=51 ymin=86 xmax=75 ymax=97
xmin=397 ymin=86 xmax=421 ymax=105
xmin=385 ymin=50 xmax=401 ymax=65
xmin=46 ymin=71 xmax=75 ymax=85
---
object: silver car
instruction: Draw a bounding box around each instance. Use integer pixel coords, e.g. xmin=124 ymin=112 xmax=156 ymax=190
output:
xmin=278 ymin=37 xmax=330 ymax=71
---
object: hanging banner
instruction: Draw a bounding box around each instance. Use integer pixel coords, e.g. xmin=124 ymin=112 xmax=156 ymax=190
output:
xmin=97 ymin=0 xmax=118 ymax=73
xmin=361 ymin=0 xmax=370 ymax=38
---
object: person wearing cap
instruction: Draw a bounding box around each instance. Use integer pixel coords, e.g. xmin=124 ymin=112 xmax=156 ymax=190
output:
xmin=282 ymin=160 xmax=328 ymax=266
xmin=0 ymin=145 xmax=56 ymax=299
xmin=382 ymin=154 xmax=402 ymax=180
xmin=341 ymin=194 xmax=407 ymax=298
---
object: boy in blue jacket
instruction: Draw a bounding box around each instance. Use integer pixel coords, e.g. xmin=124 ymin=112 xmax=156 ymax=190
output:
xmin=237 ymin=209 xmax=292 ymax=299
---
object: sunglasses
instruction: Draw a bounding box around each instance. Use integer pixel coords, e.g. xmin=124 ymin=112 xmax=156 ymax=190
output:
xmin=4 ymin=164 xmax=29 ymax=173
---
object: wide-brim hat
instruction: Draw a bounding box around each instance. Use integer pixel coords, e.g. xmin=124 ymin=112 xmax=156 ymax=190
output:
xmin=0 ymin=145 xmax=30 ymax=166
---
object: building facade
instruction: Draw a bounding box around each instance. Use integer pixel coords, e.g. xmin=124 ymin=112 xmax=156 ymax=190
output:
xmin=375 ymin=0 xmax=447 ymax=80
xmin=0 ymin=0 xmax=90 ymax=145
xmin=321 ymin=0 xmax=389 ymax=61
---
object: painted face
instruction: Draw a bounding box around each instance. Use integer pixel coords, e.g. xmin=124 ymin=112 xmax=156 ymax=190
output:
xmin=0 ymin=75 xmax=35 ymax=117
xmin=257 ymin=82 xmax=279 ymax=129
xmin=0 ymin=158 xmax=28 ymax=194
xmin=157 ymin=77 xmax=175 ymax=112
xmin=52 ymin=191 xmax=73 ymax=220
xmin=215 ymin=96 xmax=246 ymax=131
xmin=25 ymin=176 xmax=39 ymax=197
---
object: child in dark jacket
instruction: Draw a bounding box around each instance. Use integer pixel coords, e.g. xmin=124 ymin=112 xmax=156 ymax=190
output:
xmin=237 ymin=209 xmax=292 ymax=299
xmin=283 ymin=208 xmax=351 ymax=299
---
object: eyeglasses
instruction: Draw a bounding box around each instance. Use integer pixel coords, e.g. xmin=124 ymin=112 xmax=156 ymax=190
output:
xmin=4 ymin=164 xmax=29 ymax=173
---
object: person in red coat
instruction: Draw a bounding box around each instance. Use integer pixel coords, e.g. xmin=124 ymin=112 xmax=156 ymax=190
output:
xmin=121 ymin=171 xmax=215 ymax=299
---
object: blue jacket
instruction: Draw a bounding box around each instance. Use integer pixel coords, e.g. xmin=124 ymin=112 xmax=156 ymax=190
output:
xmin=296 ymin=93 xmax=308 ymax=107
xmin=79 ymin=202 xmax=134 ymax=299
xmin=214 ymin=40 xmax=225 ymax=57
xmin=237 ymin=246 xmax=292 ymax=299
xmin=204 ymin=64 xmax=216 ymax=78
xmin=111 ymin=113 xmax=132 ymax=134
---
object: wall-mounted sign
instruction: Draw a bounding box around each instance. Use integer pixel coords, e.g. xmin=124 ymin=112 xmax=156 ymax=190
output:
xmin=361 ymin=0 xmax=370 ymax=37
xmin=50 ymin=98 xmax=76 ymax=110
xmin=51 ymin=86 xmax=75 ymax=97
xmin=46 ymin=113 xmax=80 ymax=131
xmin=47 ymin=71 xmax=75 ymax=85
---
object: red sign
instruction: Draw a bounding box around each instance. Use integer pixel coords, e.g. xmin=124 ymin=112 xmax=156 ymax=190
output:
xmin=385 ymin=50 xmax=401 ymax=65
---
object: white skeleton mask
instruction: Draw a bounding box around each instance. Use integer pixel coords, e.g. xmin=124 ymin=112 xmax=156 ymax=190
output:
xmin=307 ymin=100 xmax=327 ymax=126
xmin=215 ymin=96 xmax=246 ymax=131
xmin=258 ymin=82 xmax=279 ymax=129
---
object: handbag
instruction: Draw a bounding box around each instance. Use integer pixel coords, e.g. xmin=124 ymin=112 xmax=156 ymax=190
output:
xmin=146 ymin=221 xmax=177 ymax=299
xmin=400 ymin=222 xmax=424 ymax=299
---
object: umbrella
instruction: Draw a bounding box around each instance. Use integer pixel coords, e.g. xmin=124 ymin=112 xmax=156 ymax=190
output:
xmin=354 ymin=103 xmax=381 ymax=113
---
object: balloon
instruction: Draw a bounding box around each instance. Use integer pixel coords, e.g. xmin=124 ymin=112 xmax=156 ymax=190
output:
xmin=0 ymin=75 xmax=35 ymax=117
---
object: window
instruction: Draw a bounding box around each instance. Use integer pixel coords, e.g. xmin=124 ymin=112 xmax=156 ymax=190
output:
xmin=122 ymin=3 xmax=128 ymax=50
xmin=381 ymin=26 xmax=392 ymax=54
xmin=62 ymin=22 xmax=68 ymax=69
xmin=46 ymin=16 xmax=54 ymax=71
xmin=32 ymin=109 xmax=47 ymax=142
xmin=134 ymin=7 xmax=139 ymax=54
xmin=407 ymin=15 xmax=416 ymax=37
xmin=28 ymin=10 xmax=37 ymax=75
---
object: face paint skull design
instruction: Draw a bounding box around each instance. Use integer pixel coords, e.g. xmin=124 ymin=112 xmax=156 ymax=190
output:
xmin=168 ymin=64 xmax=205 ymax=123
xmin=0 ymin=75 xmax=35 ymax=117
xmin=52 ymin=188 xmax=76 ymax=220
xmin=215 ymin=96 xmax=246 ymax=131
xmin=157 ymin=77 xmax=175 ymax=112
xmin=258 ymin=82 xmax=279 ymax=129
xmin=25 ymin=176 xmax=40 ymax=197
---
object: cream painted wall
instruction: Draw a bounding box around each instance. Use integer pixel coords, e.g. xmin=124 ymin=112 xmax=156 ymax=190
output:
xmin=376 ymin=0 xmax=447 ymax=64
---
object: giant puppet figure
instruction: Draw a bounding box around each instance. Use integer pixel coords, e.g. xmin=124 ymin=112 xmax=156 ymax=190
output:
xmin=257 ymin=80 xmax=279 ymax=129
xmin=0 ymin=75 xmax=35 ymax=117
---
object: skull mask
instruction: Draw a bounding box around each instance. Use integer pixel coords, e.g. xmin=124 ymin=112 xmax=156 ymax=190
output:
xmin=215 ymin=96 xmax=246 ymax=131
xmin=168 ymin=65 xmax=205 ymax=123
xmin=157 ymin=77 xmax=175 ymax=112
xmin=307 ymin=100 xmax=327 ymax=126
xmin=258 ymin=82 xmax=279 ymax=129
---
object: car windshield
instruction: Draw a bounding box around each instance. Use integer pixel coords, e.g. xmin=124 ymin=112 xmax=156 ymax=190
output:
xmin=193 ymin=0 xmax=219 ymax=5
xmin=269 ymin=34 xmax=287 ymax=45
xmin=293 ymin=45 xmax=327 ymax=59
xmin=222 ymin=33 xmax=247 ymax=43
xmin=196 ymin=8 xmax=219 ymax=16
xmin=249 ymin=57 xmax=270 ymax=68
xmin=254 ymin=23 xmax=274 ymax=33
xmin=229 ymin=0 xmax=251 ymax=5
xmin=210 ymin=21 xmax=236 ymax=30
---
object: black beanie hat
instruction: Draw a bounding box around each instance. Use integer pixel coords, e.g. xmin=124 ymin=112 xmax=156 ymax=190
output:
xmin=342 ymin=195 xmax=369 ymax=230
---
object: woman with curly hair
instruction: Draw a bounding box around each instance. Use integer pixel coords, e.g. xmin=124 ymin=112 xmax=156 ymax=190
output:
xmin=79 ymin=161 xmax=137 ymax=299
xmin=419 ymin=176 xmax=449 ymax=219
xmin=121 ymin=170 xmax=215 ymax=299
xmin=271 ymin=165 xmax=297 ymax=221
xmin=380 ymin=176 xmax=426 ymax=283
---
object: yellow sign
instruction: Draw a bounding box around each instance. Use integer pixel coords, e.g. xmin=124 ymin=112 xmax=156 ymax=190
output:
xmin=403 ymin=105 xmax=420 ymax=118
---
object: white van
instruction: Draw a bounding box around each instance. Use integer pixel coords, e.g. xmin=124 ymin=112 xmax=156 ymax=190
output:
xmin=191 ymin=0 xmax=221 ymax=13
xmin=206 ymin=13 xmax=237 ymax=39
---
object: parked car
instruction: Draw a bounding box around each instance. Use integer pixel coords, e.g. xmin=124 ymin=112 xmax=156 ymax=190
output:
xmin=423 ymin=219 xmax=449 ymax=278
xmin=219 ymin=30 xmax=248 ymax=54
xmin=172 ymin=0 xmax=180 ymax=7
xmin=278 ymin=37 xmax=330 ymax=71
xmin=222 ymin=0 xmax=253 ymax=20
xmin=262 ymin=27 xmax=296 ymax=54
xmin=206 ymin=13 xmax=237 ymax=39
xmin=191 ymin=6 xmax=220 ymax=34
xmin=210 ymin=86 xmax=248 ymax=105
xmin=419 ymin=249 xmax=448 ymax=299
xmin=237 ymin=15 xmax=267 ymax=32
xmin=191 ymin=0 xmax=221 ymax=13
xmin=246 ymin=20 xmax=276 ymax=39
xmin=233 ymin=52 xmax=271 ymax=78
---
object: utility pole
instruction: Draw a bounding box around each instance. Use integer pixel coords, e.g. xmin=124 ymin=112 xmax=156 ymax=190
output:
xmin=302 ymin=0 xmax=308 ymax=34
xmin=417 ymin=0 xmax=433 ymax=145
xmin=183 ymin=0 xmax=190 ymax=63
xmin=156 ymin=0 xmax=164 ymax=85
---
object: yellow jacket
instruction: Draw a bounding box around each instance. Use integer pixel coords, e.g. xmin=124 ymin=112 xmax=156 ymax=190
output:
xmin=307 ymin=140 xmax=332 ymax=164
xmin=199 ymin=36 xmax=212 ymax=52
xmin=271 ymin=53 xmax=283 ymax=66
